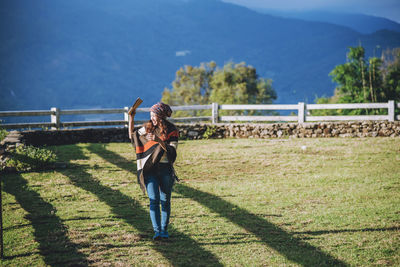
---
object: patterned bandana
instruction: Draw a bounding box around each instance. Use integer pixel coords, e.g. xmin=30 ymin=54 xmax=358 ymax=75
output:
xmin=150 ymin=102 xmax=172 ymax=119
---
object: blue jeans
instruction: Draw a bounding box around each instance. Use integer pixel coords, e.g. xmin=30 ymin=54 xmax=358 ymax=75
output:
xmin=145 ymin=163 xmax=174 ymax=233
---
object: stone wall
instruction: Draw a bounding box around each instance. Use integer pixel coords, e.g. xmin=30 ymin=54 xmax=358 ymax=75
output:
xmin=179 ymin=121 xmax=400 ymax=139
xmin=211 ymin=121 xmax=400 ymax=139
xmin=18 ymin=127 xmax=132 ymax=146
xmin=1 ymin=121 xmax=399 ymax=149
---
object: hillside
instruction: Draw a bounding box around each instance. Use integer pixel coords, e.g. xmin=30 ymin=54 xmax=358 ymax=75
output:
xmin=256 ymin=9 xmax=400 ymax=34
xmin=1 ymin=0 xmax=400 ymax=113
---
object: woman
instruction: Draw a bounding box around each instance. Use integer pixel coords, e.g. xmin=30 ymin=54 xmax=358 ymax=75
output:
xmin=128 ymin=102 xmax=179 ymax=240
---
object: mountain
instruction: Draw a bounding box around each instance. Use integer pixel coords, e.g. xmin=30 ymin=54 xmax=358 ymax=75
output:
xmin=1 ymin=0 xmax=400 ymax=115
xmin=255 ymin=9 xmax=400 ymax=34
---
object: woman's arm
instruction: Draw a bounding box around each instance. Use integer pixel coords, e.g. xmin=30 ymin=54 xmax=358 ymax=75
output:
xmin=128 ymin=112 xmax=135 ymax=140
xmin=128 ymin=98 xmax=143 ymax=140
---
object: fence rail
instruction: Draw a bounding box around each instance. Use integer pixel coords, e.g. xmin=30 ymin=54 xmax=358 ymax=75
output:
xmin=0 ymin=101 xmax=398 ymax=130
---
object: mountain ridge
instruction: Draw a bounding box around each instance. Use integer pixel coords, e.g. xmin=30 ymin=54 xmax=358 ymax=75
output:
xmin=253 ymin=9 xmax=400 ymax=34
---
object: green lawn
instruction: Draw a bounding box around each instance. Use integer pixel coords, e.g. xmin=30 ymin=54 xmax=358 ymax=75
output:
xmin=2 ymin=138 xmax=400 ymax=266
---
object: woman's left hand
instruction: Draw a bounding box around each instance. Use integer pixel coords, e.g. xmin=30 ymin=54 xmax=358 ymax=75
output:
xmin=146 ymin=133 xmax=161 ymax=142
xmin=145 ymin=133 xmax=155 ymax=141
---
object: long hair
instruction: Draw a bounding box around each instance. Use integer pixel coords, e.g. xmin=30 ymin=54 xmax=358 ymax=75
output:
xmin=144 ymin=118 xmax=168 ymax=140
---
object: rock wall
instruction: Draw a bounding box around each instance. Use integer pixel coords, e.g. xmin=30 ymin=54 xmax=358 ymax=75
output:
xmin=212 ymin=121 xmax=400 ymax=139
xmin=1 ymin=121 xmax=399 ymax=149
xmin=18 ymin=127 xmax=132 ymax=146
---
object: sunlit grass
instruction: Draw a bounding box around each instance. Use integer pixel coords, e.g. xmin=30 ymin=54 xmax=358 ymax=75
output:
xmin=2 ymin=138 xmax=400 ymax=266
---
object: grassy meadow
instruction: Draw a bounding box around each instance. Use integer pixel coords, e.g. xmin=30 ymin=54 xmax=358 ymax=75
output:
xmin=1 ymin=137 xmax=400 ymax=266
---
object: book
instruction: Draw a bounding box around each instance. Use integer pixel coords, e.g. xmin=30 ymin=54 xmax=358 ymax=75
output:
xmin=128 ymin=98 xmax=143 ymax=115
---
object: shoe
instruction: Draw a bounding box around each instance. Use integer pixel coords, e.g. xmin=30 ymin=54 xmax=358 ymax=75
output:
xmin=153 ymin=232 xmax=161 ymax=240
xmin=160 ymin=230 xmax=169 ymax=239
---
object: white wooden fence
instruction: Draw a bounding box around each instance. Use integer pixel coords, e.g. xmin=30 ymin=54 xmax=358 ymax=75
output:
xmin=0 ymin=101 xmax=398 ymax=130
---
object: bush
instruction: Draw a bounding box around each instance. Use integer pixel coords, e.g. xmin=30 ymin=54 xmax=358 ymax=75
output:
xmin=0 ymin=126 xmax=7 ymax=142
xmin=3 ymin=145 xmax=57 ymax=172
xmin=203 ymin=126 xmax=217 ymax=139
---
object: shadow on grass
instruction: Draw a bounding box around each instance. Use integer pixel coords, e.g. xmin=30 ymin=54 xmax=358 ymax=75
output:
xmin=2 ymin=173 xmax=88 ymax=266
xmin=4 ymin=216 xmax=118 ymax=231
xmin=58 ymin=144 xmax=223 ymax=267
xmin=293 ymin=226 xmax=400 ymax=236
xmin=87 ymin=143 xmax=348 ymax=266
xmin=174 ymin=184 xmax=348 ymax=266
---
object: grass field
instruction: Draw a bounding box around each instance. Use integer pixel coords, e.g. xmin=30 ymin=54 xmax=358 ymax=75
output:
xmin=1 ymin=138 xmax=400 ymax=266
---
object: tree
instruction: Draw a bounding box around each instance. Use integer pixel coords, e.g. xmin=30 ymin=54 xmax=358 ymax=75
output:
xmin=209 ymin=62 xmax=275 ymax=104
xmin=382 ymin=48 xmax=400 ymax=102
xmin=162 ymin=61 xmax=277 ymax=116
xmin=329 ymin=46 xmax=377 ymax=104
xmin=162 ymin=62 xmax=216 ymax=117
xmin=314 ymin=46 xmax=399 ymax=115
xmin=367 ymin=57 xmax=383 ymax=102
xmin=162 ymin=62 xmax=216 ymax=107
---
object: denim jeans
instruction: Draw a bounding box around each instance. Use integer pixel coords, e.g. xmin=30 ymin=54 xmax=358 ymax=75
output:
xmin=145 ymin=163 xmax=174 ymax=233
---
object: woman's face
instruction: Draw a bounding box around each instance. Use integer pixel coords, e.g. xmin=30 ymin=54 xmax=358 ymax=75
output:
xmin=150 ymin=112 xmax=159 ymax=126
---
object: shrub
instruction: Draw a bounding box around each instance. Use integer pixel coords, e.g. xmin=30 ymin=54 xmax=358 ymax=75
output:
xmin=3 ymin=145 xmax=57 ymax=172
xmin=203 ymin=126 xmax=217 ymax=139
xmin=0 ymin=125 xmax=7 ymax=142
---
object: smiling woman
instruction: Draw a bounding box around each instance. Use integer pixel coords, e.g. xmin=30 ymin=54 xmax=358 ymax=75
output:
xmin=128 ymin=102 xmax=179 ymax=240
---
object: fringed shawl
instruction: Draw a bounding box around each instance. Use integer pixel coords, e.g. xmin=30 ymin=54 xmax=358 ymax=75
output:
xmin=132 ymin=121 xmax=179 ymax=193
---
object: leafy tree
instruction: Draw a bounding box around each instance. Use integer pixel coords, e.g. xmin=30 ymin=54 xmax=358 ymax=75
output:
xmin=330 ymin=46 xmax=374 ymax=104
xmin=313 ymin=46 xmax=399 ymax=115
xmin=162 ymin=62 xmax=216 ymax=106
xmin=162 ymin=62 xmax=216 ymax=117
xmin=209 ymin=62 xmax=276 ymax=115
xmin=162 ymin=61 xmax=277 ymax=116
xmin=382 ymin=48 xmax=400 ymax=101
xmin=367 ymin=57 xmax=383 ymax=102
xmin=209 ymin=63 xmax=275 ymax=103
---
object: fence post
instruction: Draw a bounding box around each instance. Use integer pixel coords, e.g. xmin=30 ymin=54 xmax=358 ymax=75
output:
xmin=212 ymin=103 xmax=219 ymax=124
xmin=298 ymin=102 xmax=305 ymax=124
xmin=388 ymin=100 xmax=395 ymax=122
xmin=123 ymin=107 xmax=129 ymax=126
xmin=50 ymin=107 xmax=60 ymax=130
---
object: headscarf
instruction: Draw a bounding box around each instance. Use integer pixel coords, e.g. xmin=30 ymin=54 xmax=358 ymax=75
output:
xmin=150 ymin=102 xmax=172 ymax=119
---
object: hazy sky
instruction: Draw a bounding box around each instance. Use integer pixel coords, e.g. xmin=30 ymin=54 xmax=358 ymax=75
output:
xmin=222 ymin=0 xmax=400 ymax=23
